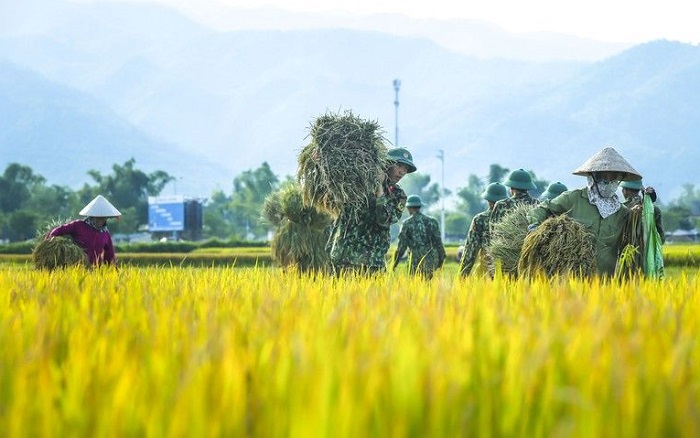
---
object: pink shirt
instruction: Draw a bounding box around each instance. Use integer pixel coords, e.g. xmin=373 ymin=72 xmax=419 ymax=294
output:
xmin=49 ymin=219 xmax=116 ymax=265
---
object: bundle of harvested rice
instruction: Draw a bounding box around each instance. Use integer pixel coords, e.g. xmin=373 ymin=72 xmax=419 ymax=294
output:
xmin=487 ymin=203 xmax=535 ymax=277
xmin=615 ymin=205 xmax=645 ymax=279
xmin=518 ymin=214 xmax=596 ymax=278
xmin=297 ymin=110 xmax=389 ymax=218
xmin=271 ymin=221 xmax=330 ymax=273
xmin=263 ymin=184 xmax=332 ymax=272
xmin=279 ymin=184 xmax=330 ymax=230
xmin=33 ymin=235 xmax=88 ymax=270
xmin=261 ymin=190 xmax=283 ymax=227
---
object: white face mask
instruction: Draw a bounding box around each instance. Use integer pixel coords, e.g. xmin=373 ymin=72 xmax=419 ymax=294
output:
xmin=595 ymin=180 xmax=620 ymax=199
xmin=586 ymin=175 xmax=621 ymax=218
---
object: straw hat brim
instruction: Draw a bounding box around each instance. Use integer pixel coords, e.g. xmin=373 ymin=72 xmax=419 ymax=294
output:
xmin=572 ymin=147 xmax=642 ymax=181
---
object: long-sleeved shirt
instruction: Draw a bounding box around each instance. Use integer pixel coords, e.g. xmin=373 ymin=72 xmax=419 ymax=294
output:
xmin=49 ymin=219 xmax=116 ymax=265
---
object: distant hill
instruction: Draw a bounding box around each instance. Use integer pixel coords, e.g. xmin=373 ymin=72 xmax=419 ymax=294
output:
xmin=0 ymin=1 xmax=698 ymax=202
xmin=0 ymin=61 xmax=230 ymax=197
xmin=433 ymin=40 xmax=700 ymax=199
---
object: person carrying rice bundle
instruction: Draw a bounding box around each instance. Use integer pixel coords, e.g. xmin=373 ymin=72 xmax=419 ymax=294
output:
xmin=298 ymin=110 xmax=416 ymax=276
xmin=327 ymin=146 xmax=416 ymax=276
xmin=527 ymin=147 xmax=642 ymax=277
xmin=45 ymin=195 xmax=121 ymax=267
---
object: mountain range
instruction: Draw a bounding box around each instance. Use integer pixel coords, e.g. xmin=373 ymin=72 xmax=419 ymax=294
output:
xmin=0 ymin=0 xmax=698 ymax=202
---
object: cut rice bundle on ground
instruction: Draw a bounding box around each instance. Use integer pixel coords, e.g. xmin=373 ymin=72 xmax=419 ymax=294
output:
xmin=297 ymin=110 xmax=388 ymax=219
xmin=518 ymin=214 xmax=596 ymax=278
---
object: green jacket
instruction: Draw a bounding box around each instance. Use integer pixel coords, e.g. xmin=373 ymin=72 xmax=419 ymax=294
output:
xmin=328 ymin=181 xmax=406 ymax=273
xmin=394 ymin=211 xmax=446 ymax=277
xmin=527 ymin=188 xmax=629 ymax=276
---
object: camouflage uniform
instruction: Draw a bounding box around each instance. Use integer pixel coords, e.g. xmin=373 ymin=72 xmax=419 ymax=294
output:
xmin=624 ymin=195 xmax=665 ymax=243
xmin=459 ymin=209 xmax=492 ymax=277
xmin=393 ymin=211 xmax=446 ymax=278
xmin=328 ymin=181 xmax=407 ymax=275
xmin=489 ymin=192 xmax=539 ymax=228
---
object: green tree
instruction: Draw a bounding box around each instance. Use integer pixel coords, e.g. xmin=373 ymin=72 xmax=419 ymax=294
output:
xmin=445 ymin=212 xmax=471 ymax=242
xmin=0 ymin=163 xmax=46 ymax=213
xmin=3 ymin=210 xmax=40 ymax=241
xmin=203 ymin=190 xmax=236 ymax=239
xmin=24 ymin=184 xmax=81 ymax=222
xmin=488 ymin=164 xmax=509 ymax=183
xmin=663 ymin=204 xmax=694 ymax=232
xmin=399 ymin=172 xmax=441 ymax=208
xmin=228 ymin=162 xmax=280 ymax=240
xmin=455 ymin=174 xmax=487 ymax=218
xmin=676 ymin=184 xmax=700 ymax=215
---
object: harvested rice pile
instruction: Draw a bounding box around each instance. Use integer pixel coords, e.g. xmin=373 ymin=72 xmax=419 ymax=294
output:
xmin=518 ymin=214 xmax=596 ymax=278
xmin=297 ymin=110 xmax=388 ymax=219
xmin=33 ymin=235 xmax=88 ymax=270
xmin=262 ymin=183 xmax=332 ymax=273
xmin=487 ymin=203 xmax=535 ymax=277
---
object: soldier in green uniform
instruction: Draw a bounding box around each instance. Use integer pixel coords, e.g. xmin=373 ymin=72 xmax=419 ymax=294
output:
xmin=489 ymin=168 xmax=539 ymax=227
xmin=621 ymin=179 xmax=665 ymax=243
xmin=539 ymin=181 xmax=568 ymax=201
xmin=459 ymin=182 xmax=508 ymax=277
xmin=527 ymin=147 xmax=642 ymax=277
xmin=328 ymin=147 xmax=416 ymax=276
xmin=392 ymin=195 xmax=446 ymax=279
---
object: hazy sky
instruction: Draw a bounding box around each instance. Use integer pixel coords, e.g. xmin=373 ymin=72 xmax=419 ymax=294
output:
xmin=137 ymin=0 xmax=700 ymax=44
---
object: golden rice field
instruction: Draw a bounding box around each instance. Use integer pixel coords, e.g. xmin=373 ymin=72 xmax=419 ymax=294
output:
xmin=2 ymin=265 xmax=700 ymax=437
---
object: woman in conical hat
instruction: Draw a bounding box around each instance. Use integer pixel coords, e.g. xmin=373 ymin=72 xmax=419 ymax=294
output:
xmin=48 ymin=195 xmax=121 ymax=266
xmin=527 ymin=147 xmax=641 ymax=276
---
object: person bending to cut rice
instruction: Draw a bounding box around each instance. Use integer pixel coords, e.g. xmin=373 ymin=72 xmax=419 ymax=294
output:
xmin=328 ymin=147 xmax=416 ymax=276
xmin=48 ymin=195 xmax=121 ymax=266
xmin=527 ymin=147 xmax=643 ymax=277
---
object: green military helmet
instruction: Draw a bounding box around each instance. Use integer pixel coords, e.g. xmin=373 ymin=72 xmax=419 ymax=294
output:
xmin=503 ymin=168 xmax=537 ymax=190
xmin=540 ymin=181 xmax=568 ymax=200
xmin=387 ymin=147 xmax=417 ymax=173
xmin=620 ymin=179 xmax=644 ymax=190
xmin=406 ymin=194 xmax=423 ymax=208
xmin=481 ymin=182 xmax=508 ymax=202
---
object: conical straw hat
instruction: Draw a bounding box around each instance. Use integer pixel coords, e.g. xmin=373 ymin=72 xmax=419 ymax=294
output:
xmin=79 ymin=195 xmax=122 ymax=217
xmin=572 ymin=147 xmax=642 ymax=181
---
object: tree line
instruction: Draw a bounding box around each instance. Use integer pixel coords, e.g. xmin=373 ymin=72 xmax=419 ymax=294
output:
xmin=1 ymin=159 xmax=698 ymax=243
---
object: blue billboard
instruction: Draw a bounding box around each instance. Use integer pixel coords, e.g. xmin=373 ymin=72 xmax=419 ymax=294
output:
xmin=148 ymin=196 xmax=185 ymax=231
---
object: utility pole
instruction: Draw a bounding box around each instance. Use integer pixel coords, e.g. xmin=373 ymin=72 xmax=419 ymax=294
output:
xmin=393 ymin=79 xmax=401 ymax=146
xmin=437 ymin=149 xmax=446 ymax=241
